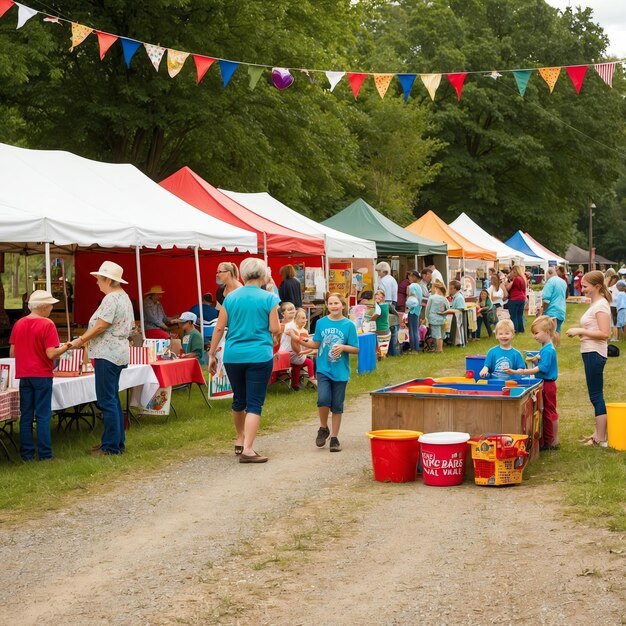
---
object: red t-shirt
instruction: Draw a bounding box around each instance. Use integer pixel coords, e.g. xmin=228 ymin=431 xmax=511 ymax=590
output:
xmin=9 ymin=316 xmax=60 ymax=378
xmin=507 ymin=276 xmax=527 ymax=301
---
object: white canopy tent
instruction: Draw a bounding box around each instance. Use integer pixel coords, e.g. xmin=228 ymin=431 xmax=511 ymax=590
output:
xmin=0 ymin=143 xmax=257 ymax=337
xmin=0 ymin=143 xmax=257 ymax=252
xmin=449 ymin=213 xmax=543 ymax=266
xmin=523 ymin=232 xmax=568 ymax=266
xmin=219 ymin=190 xmax=377 ymax=259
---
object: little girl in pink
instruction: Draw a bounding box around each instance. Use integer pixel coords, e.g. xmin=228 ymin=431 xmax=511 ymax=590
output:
xmin=280 ymin=304 xmax=317 ymax=390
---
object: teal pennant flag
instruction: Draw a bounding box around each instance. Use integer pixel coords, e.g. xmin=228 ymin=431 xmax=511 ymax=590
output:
xmin=512 ymin=70 xmax=532 ymax=96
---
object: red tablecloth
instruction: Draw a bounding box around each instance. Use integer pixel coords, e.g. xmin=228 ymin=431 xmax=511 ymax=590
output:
xmin=150 ymin=359 xmax=206 ymax=388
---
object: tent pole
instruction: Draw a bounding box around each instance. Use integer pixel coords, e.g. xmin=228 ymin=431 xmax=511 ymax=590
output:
xmin=414 ymin=254 xmax=418 ymax=270
xmin=263 ymin=232 xmax=267 ymax=264
xmin=135 ymin=246 xmax=146 ymax=341
xmin=44 ymin=243 xmax=51 ymax=293
xmin=324 ymin=235 xmax=329 ymax=296
xmin=194 ymin=245 xmax=204 ymax=331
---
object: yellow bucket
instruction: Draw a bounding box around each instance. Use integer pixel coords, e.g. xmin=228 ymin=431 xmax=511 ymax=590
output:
xmin=366 ymin=429 xmax=423 ymax=440
xmin=607 ymin=403 xmax=626 ymax=451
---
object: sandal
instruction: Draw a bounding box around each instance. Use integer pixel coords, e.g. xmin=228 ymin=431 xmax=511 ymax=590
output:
xmin=234 ymin=445 xmax=244 ymax=455
xmin=578 ymin=434 xmax=596 ymax=443
xmin=583 ymin=438 xmax=608 ymax=448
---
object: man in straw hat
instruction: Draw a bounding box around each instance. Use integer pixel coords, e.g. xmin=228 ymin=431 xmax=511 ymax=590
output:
xmin=10 ymin=290 xmax=71 ymax=461
xmin=69 ymin=260 xmax=134 ymax=456
xmin=143 ymin=285 xmax=175 ymax=339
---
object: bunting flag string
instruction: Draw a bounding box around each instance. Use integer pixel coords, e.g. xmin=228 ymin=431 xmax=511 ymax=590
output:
xmin=0 ymin=1 xmax=623 ymax=103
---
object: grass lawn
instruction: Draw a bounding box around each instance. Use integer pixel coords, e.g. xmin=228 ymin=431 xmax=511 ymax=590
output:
xmin=1 ymin=306 xmax=624 ymax=530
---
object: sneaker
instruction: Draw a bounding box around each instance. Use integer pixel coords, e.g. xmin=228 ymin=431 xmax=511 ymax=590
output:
xmin=315 ymin=426 xmax=330 ymax=447
xmin=329 ymin=437 xmax=342 ymax=452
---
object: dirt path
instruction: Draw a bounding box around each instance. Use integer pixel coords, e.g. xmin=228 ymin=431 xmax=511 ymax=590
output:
xmin=0 ymin=394 xmax=624 ymax=625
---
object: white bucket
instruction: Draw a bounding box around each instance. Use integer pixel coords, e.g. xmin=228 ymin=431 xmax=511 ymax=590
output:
xmin=418 ymin=432 xmax=470 ymax=445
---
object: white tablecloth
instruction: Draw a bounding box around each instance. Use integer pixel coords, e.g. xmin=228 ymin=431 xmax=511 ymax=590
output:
xmin=0 ymin=359 xmax=159 ymax=411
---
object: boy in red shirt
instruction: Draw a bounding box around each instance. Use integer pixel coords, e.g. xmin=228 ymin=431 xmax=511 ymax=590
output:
xmin=9 ymin=290 xmax=70 ymax=461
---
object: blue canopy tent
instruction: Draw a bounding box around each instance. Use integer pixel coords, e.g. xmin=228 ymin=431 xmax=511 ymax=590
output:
xmin=503 ymin=231 xmax=546 ymax=268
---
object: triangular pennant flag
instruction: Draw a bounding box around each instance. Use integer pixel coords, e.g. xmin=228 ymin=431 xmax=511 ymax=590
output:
xmin=538 ymin=66 xmax=561 ymax=93
xmin=144 ymin=43 xmax=165 ymax=71
xmin=512 ymin=69 xmax=532 ymax=96
xmin=325 ymin=71 xmax=345 ymax=92
xmin=0 ymin=0 xmax=14 ymax=19
xmin=248 ymin=66 xmax=264 ymax=90
xmin=397 ymin=74 xmax=417 ymax=102
xmin=120 ymin=38 xmax=142 ymax=68
xmin=347 ymin=73 xmax=367 ymax=99
xmin=70 ymin=23 xmax=93 ymax=52
xmin=446 ymin=72 xmax=467 ymax=100
xmin=373 ymin=73 xmax=394 ymax=99
xmin=95 ymin=32 xmax=118 ymax=60
xmin=16 ymin=3 xmax=36 ymax=28
xmin=219 ymin=60 xmax=239 ymax=88
xmin=594 ymin=62 xmax=615 ymax=88
xmin=167 ymin=49 xmax=189 ymax=78
xmin=192 ymin=55 xmax=215 ymax=84
xmin=420 ymin=73 xmax=442 ymax=101
xmin=43 ymin=16 xmax=60 ymax=24
xmin=565 ymin=65 xmax=588 ymax=94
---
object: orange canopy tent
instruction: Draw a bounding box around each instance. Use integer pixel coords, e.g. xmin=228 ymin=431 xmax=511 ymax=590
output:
xmin=405 ymin=210 xmax=497 ymax=260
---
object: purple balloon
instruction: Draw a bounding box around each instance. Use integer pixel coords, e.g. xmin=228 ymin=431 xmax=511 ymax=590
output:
xmin=272 ymin=67 xmax=294 ymax=90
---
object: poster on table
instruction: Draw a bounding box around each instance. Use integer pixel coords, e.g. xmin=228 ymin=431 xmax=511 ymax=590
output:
xmin=329 ymin=262 xmax=352 ymax=299
xmin=208 ymin=332 xmax=233 ymax=399
xmin=136 ymin=386 xmax=173 ymax=416
xmin=0 ymin=363 xmax=11 ymax=392
xmin=294 ymin=263 xmax=306 ymax=292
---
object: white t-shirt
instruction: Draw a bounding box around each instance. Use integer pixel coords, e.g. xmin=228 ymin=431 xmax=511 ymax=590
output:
xmin=488 ymin=286 xmax=505 ymax=306
xmin=580 ymin=298 xmax=611 ymax=357
xmin=279 ymin=321 xmax=298 ymax=353
xmin=379 ymin=274 xmax=398 ymax=302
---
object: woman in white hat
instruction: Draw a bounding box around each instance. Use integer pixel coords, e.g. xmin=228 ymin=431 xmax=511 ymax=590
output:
xmin=143 ymin=285 xmax=174 ymax=339
xmin=9 ymin=290 xmax=71 ymax=461
xmin=69 ymin=261 xmax=134 ymax=456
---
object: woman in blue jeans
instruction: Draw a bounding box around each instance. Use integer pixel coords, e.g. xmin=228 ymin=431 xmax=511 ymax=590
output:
xmin=506 ymin=266 xmax=527 ymax=333
xmin=70 ymin=261 xmax=134 ymax=456
xmin=209 ymin=258 xmax=280 ymax=464
xmin=566 ymin=271 xmax=612 ymax=447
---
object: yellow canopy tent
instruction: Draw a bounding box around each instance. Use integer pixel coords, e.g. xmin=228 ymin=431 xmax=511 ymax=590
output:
xmin=405 ymin=211 xmax=497 ymax=260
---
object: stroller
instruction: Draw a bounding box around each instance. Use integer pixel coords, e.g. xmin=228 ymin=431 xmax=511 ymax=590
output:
xmin=420 ymin=323 xmax=436 ymax=352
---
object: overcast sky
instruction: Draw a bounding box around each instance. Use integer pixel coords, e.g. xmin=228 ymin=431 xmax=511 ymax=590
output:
xmin=546 ymin=1 xmax=626 ymax=58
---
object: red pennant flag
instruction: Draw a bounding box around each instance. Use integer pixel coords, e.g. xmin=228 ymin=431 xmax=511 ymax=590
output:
xmin=193 ymin=55 xmax=215 ymax=84
xmin=95 ymin=32 xmax=118 ymax=60
xmin=0 ymin=0 xmax=14 ymax=19
xmin=347 ymin=73 xmax=367 ymax=99
xmin=566 ymin=65 xmax=588 ymax=94
xmin=446 ymin=73 xmax=467 ymax=100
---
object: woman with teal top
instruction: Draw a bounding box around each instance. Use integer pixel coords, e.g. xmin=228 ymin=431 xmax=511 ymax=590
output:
xmin=425 ymin=281 xmax=449 ymax=353
xmin=406 ymin=271 xmax=423 ymax=351
xmin=475 ymin=289 xmax=495 ymax=338
xmin=209 ymin=258 xmax=280 ymax=464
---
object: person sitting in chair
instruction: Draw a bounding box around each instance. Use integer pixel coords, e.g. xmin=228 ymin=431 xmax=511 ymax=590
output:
xmin=174 ymin=312 xmax=205 ymax=363
xmin=143 ymin=285 xmax=175 ymax=339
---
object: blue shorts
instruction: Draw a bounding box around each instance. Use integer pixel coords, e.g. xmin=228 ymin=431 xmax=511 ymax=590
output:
xmin=617 ymin=309 xmax=626 ymax=329
xmin=316 ymin=372 xmax=348 ymax=414
xmin=429 ymin=324 xmax=444 ymax=340
xmin=224 ymin=359 xmax=274 ymax=416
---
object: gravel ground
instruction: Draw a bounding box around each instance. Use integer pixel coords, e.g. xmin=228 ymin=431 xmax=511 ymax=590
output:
xmin=0 ymin=394 xmax=624 ymax=625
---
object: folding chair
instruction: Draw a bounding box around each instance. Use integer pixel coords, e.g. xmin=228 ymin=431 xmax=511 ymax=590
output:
xmin=269 ymin=350 xmax=293 ymax=389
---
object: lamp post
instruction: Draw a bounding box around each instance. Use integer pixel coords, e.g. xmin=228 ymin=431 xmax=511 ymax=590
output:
xmin=588 ymin=201 xmax=596 ymax=270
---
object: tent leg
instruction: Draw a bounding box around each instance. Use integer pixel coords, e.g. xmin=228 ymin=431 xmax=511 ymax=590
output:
xmin=135 ymin=247 xmax=145 ymax=341
xmin=44 ymin=243 xmax=51 ymax=293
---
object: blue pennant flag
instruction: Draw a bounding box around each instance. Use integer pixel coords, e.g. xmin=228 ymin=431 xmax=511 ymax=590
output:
xmin=120 ymin=38 xmax=142 ymax=69
xmin=219 ymin=60 xmax=239 ymax=88
xmin=397 ymin=74 xmax=417 ymax=102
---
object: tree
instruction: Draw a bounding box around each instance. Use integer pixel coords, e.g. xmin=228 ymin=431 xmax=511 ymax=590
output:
xmin=363 ymin=0 xmax=626 ymax=253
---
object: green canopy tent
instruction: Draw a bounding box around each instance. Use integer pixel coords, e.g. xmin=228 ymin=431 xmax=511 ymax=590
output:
xmin=322 ymin=198 xmax=447 ymax=256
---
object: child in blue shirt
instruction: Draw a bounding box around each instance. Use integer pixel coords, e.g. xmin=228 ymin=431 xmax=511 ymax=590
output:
xmin=479 ymin=319 xmax=525 ymax=380
xmin=425 ymin=282 xmax=449 ymax=353
xmin=615 ymin=280 xmax=626 ymax=341
xmin=505 ymin=315 xmax=559 ymax=450
xmin=296 ymin=293 xmax=359 ymax=452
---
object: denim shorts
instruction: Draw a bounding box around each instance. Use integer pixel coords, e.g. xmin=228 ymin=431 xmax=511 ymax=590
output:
xmin=224 ymin=359 xmax=274 ymax=416
xmin=429 ymin=324 xmax=443 ymax=340
xmin=555 ymin=318 xmax=564 ymax=333
xmin=316 ymin=372 xmax=348 ymax=414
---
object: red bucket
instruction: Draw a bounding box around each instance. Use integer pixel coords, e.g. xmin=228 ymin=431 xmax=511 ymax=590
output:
xmin=366 ymin=430 xmax=423 ymax=483
xmin=418 ymin=432 xmax=470 ymax=486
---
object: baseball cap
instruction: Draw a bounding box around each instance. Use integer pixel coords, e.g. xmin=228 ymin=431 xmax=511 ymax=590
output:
xmin=618 ymin=266 xmax=626 ymax=275
xmin=174 ymin=311 xmax=198 ymax=324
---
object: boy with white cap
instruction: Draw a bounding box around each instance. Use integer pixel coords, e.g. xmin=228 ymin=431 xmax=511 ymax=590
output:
xmin=9 ymin=290 xmax=70 ymax=461
xmin=174 ymin=311 xmax=205 ymax=363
